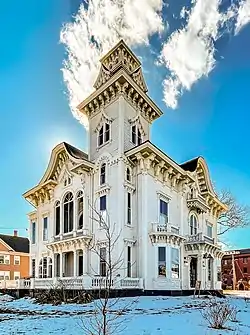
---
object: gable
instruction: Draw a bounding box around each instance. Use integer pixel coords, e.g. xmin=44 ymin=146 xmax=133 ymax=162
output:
xmin=0 ymin=239 xmax=13 ymax=252
xmin=23 ymin=142 xmax=94 ymax=207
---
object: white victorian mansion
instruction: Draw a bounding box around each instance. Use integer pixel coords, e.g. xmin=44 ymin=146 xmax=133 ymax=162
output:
xmin=23 ymin=40 xmax=227 ymax=294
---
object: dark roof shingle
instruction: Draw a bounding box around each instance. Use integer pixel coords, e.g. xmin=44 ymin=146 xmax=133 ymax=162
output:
xmin=0 ymin=235 xmax=29 ymax=253
xmin=63 ymin=142 xmax=88 ymax=161
xmin=179 ymin=157 xmax=200 ymax=172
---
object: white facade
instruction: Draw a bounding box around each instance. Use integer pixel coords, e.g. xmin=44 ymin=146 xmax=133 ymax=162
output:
xmin=23 ymin=40 xmax=227 ymax=293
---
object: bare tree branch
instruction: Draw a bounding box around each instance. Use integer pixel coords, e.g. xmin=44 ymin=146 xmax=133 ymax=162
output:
xmin=79 ymin=197 xmax=137 ymax=335
xmin=217 ymin=190 xmax=250 ymax=236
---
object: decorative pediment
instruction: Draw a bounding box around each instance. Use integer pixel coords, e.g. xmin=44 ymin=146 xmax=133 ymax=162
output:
xmin=93 ymin=65 xmax=111 ymax=90
xmin=58 ymin=163 xmax=73 ymax=186
xmin=23 ymin=142 xmax=92 ymax=207
xmin=90 ymin=40 xmax=149 ymax=100
xmin=94 ymin=110 xmax=114 ymax=133
xmin=100 ymin=39 xmax=141 ymax=74
xmin=128 ymin=113 xmax=146 ymax=136
xmin=132 ymin=68 xmax=148 ymax=93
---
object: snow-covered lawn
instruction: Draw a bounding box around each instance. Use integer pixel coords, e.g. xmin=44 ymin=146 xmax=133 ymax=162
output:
xmin=0 ymin=292 xmax=250 ymax=334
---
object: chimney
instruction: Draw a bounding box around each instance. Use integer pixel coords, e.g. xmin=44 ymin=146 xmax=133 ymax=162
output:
xmin=14 ymin=230 xmax=18 ymax=237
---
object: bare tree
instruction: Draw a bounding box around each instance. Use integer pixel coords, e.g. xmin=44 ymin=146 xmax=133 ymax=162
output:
xmin=217 ymin=190 xmax=250 ymax=236
xmin=79 ymin=200 xmax=137 ymax=335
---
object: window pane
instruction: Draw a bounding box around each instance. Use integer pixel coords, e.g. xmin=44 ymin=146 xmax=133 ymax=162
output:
xmin=132 ymin=126 xmax=136 ymax=144
xmin=137 ymin=129 xmax=142 ymax=145
xmin=56 ymin=206 xmax=60 ymax=235
xmin=100 ymin=164 xmax=106 ymax=185
xmin=100 ymin=195 xmax=106 ymax=211
xmin=32 ymin=222 xmax=36 ymax=244
xmin=160 ymin=200 xmax=168 ymax=216
xmin=207 ymin=225 xmax=212 ymax=238
xmin=158 ymin=247 xmax=166 ymax=277
xmin=105 ymin=124 xmax=110 ymax=142
xmin=171 ymin=248 xmax=179 ymax=279
xmin=98 ymin=126 xmax=104 ymax=146
xmin=158 ymin=247 xmax=166 ymax=262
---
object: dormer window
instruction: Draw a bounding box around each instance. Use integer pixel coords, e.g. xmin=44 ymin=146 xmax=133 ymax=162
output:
xmin=98 ymin=123 xmax=110 ymax=147
xmin=131 ymin=125 xmax=142 ymax=145
xmin=100 ymin=163 xmax=106 ymax=185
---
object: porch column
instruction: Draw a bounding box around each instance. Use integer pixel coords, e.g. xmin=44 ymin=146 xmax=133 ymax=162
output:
xmin=74 ymin=250 xmax=78 ymax=277
xmin=60 ymin=252 xmax=65 ymax=277
xmin=73 ymin=199 xmax=78 ymax=232
xmin=197 ymin=254 xmax=204 ymax=289
xmin=83 ymin=249 xmax=88 ymax=275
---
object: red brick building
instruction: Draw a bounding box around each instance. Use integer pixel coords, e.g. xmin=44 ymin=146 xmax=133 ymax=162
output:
xmin=222 ymin=249 xmax=250 ymax=290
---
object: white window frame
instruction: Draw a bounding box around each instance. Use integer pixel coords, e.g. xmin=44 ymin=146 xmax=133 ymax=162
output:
xmin=43 ymin=216 xmax=48 ymax=241
xmin=171 ymin=247 xmax=180 ymax=279
xmin=4 ymin=255 xmax=10 ymax=265
xmin=158 ymin=246 xmax=167 ymax=277
xmin=0 ymin=271 xmax=10 ymax=280
xmin=31 ymin=221 xmax=36 ymax=244
xmin=158 ymin=196 xmax=169 ymax=226
xmin=98 ymin=123 xmax=111 ymax=148
xmin=206 ymin=223 xmax=213 ymax=238
xmin=14 ymin=256 xmax=20 ymax=265
xmin=131 ymin=124 xmax=143 ymax=146
xmin=14 ymin=271 xmax=20 ymax=280
xmin=127 ymin=192 xmax=132 ymax=225
xmin=189 ymin=213 xmax=198 ymax=235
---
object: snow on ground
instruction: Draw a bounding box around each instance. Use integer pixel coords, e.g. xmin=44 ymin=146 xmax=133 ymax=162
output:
xmin=0 ymin=293 xmax=249 ymax=334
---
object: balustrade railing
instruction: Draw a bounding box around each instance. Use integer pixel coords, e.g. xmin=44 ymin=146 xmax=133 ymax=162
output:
xmin=151 ymin=223 xmax=180 ymax=235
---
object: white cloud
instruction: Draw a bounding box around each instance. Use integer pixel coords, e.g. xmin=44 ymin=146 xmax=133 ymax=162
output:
xmin=161 ymin=0 xmax=223 ymax=109
xmin=235 ymin=0 xmax=250 ymax=34
xmin=161 ymin=0 xmax=250 ymax=109
xmin=60 ymin=0 xmax=164 ymax=128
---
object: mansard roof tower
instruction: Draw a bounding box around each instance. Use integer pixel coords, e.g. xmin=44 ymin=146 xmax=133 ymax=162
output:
xmin=77 ymin=40 xmax=163 ymax=160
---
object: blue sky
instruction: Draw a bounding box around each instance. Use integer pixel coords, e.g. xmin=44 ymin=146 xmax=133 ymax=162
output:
xmin=0 ymin=0 xmax=250 ymax=249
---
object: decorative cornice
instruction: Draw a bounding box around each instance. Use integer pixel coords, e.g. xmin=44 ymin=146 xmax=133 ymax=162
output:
xmin=149 ymin=233 xmax=185 ymax=246
xmin=187 ymin=195 xmax=210 ymax=213
xmin=47 ymin=234 xmax=93 ymax=252
xmin=95 ymin=184 xmax=111 ymax=196
xmin=77 ymin=69 xmax=163 ymax=124
xmin=123 ymin=181 xmax=136 ymax=193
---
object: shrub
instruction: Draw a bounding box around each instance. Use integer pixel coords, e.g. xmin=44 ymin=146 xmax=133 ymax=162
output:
xmin=201 ymin=299 xmax=237 ymax=329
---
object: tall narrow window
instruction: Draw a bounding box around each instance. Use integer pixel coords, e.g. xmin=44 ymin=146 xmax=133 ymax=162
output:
xmin=127 ymin=193 xmax=132 ymax=224
xmin=55 ymin=201 xmax=60 ymax=235
xmin=32 ymin=259 xmax=36 ymax=278
xmin=243 ymin=257 xmax=248 ymax=264
xmin=100 ymin=247 xmax=106 ymax=277
xmin=171 ymin=248 xmax=180 ymax=279
xmin=207 ymin=224 xmax=212 ymax=238
xmin=132 ymin=125 xmax=136 ymax=144
xmin=137 ymin=128 xmax=142 ymax=145
xmin=105 ymin=123 xmax=110 ymax=142
xmin=31 ymin=222 xmax=36 ymax=244
xmin=43 ymin=217 xmax=48 ymax=241
xmin=48 ymin=258 xmax=52 ymax=278
xmin=127 ymin=246 xmax=132 ymax=277
xmin=158 ymin=247 xmax=166 ymax=277
xmin=208 ymin=258 xmax=212 ymax=281
xmin=98 ymin=123 xmax=110 ymax=146
xmin=100 ymin=195 xmax=107 ymax=225
xmin=43 ymin=258 xmax=47 ymax=278
xmin=98 ymin=126 xmax=104 ymax=146
xmin=77 ymin=191 xmax=84 ymax=230
xmin=159 ymin=199 xmax=168 ymax=225
xmin=100 ymin=163 xmax=106 ymax=185
xmin=39 ymin=259 xmax=42 ymax=278
xmin=190 ymin=214 xmax=198 ymax=235
xmin=63 ymin=192 xmax=74 ymax=233
xmin=126 ymin=167 xmax=131 ymax=182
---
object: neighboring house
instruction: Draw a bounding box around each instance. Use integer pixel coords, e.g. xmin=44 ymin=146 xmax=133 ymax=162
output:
xmin=23 ymin=40 xmax=227 ymax=294
xmin=0 ymin=230 xmax=29 ymax=289
xmin=222 ymin=249 xmax=250 ymax=290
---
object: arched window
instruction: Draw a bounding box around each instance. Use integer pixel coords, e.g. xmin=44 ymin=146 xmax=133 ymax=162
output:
xmin=126 ymin=167 xmax=131 ymax=182
xmin=100 ymin=163 xmax=106 ymax=185
xmin=63 ymin=192 xmax=74 ymax=233
xmin=77 ymin=191 xmax=84 ymax=230
xmin=55 ymin=201 xmax=60 ymax=236
xmin=39 ymin=257 xmax=52 ymax=278
xmin=190 ymin=214 xmax=198 ymax=235
xmin=48 ymin=258 xmax=52 ymax=278
xmin=98 ymin=124 xmax=110 ymax=146
xmin=43 ymin=258 xmax=47 ymax=278
xmin=39 ymin=259 xmax=42 ymax=278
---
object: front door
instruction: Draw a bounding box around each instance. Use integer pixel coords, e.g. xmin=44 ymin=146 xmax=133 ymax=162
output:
xmin=190 ymin=257 xmax=197 ymax=288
